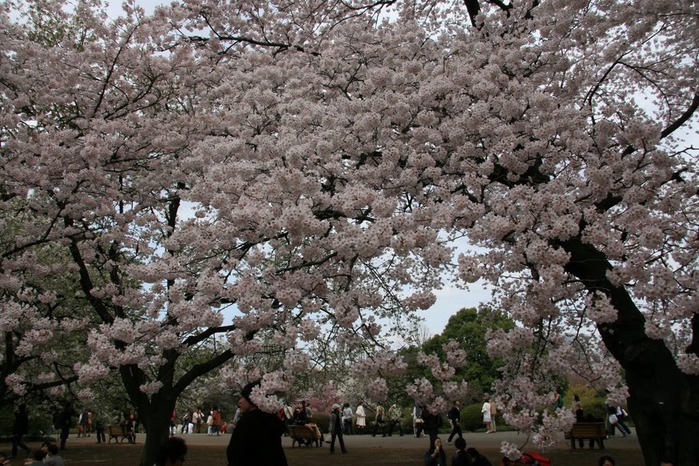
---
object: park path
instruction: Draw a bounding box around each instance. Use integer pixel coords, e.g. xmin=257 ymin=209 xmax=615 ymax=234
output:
xmin=68 ymin=428 xmax=641 ymax=452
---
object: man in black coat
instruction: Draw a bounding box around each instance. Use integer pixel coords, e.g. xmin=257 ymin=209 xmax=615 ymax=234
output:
xmin=447 ymin=400 xmax=463 ymax=443
xmin=12 ymin=404 xmax=31 ymax=458
xmin=421 ymin=406 xmax=443 ymax=449
xmin=226 ymin=381 xmax=288 ymax=466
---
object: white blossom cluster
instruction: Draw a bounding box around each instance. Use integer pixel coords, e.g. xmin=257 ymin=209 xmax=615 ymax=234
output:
xmin=0 ymin=0 xmax=696 ymax=457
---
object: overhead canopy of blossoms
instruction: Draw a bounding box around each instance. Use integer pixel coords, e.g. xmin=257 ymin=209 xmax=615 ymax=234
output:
xmin=1 ymin=0 xmax=697 ymax=463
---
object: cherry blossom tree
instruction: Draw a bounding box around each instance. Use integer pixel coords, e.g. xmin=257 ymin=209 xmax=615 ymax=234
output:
xmin=1 ymin=1 xmax=443 ymax=463
xmin=2 ymin=0 xmax=697 ymax=465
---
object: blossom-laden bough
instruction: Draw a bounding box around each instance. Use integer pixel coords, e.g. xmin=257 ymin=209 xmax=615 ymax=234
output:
xmin=1 ymin=0 xmax=696 ymax=465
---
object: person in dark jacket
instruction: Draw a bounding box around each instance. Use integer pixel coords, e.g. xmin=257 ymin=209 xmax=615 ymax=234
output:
xmin=447 ymin=400 xmax=463 ymax=443
xmin=466 ymin=447 xmax=493 ymax=466
xmin=328 ymin=403 xmax=347 ymax=454
xmin=452 ymin=437 xmax=473 ymax=466
xmin=424 ymin=436 xmax=447 ymax=466
xmin=422 ymin=406 xmax=443 ymax=449
xmin=57 ymin=402 xmax=76 ymax=451
xmin=226 ymin=381 xmax=288 ymax=466
xmin=12 ymin=404 xmax=31 ymax=458
xmin=154 ymin=436 xmax=187 ymax=466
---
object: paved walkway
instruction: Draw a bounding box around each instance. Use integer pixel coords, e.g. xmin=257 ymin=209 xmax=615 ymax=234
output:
xmin=68 ymin=429 xmax=641 ymax=452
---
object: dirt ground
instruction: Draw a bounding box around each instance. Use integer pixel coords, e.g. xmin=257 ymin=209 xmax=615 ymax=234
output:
xmin=0 ymin=431 xmax=644 ymax=465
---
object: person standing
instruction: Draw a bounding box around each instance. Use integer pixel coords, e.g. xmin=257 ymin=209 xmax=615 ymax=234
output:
xmin=481 ymin=397 xmax=493 ymax=434
xmin=422 ymin=406 xmax=443 ymax=449
xmin=550 ymin=389 xmax=563 ymax=411
xmin=447 ymin=400 xmax=463 ymax=443
xmin=328 ymin=404 xmax=347 ymax=454
xmin=387 ymin=404 xmax=404 ymax=436
xmin=355 ymin=402 xmax=367 ymax=434
xmin=341 ymin=403 xmax=353 ymax=435
xmin=191 ymin=408 xmax=201 ymax=434
xmin=371 ymin=403 xmax=385 ymax=437
xmin=282 ymin=403 xmax=294 ymax=432
xmin=572 ymin=394 xmax=583 ymax=419
xmin=571 ymin=394 xmax=585 ymax=448
xmin=12 ymin=404 xmax=31 ymax=458
xmin=226 ymin=381 xmax=288 ymax=466
xmin=206 ymin=410 xmax=214 ymax=435
xmin=57 ymin=403 xmax=75 ymax=451
xmin=413 ymin=403 xmax=425 ymax=438
xmin=489 ymin=399 xmax=497 ymax=433
xmin=94 ymin=410 xmax=107 ymax=444
xmin=212 ymin=407 xmax=223 ymax=436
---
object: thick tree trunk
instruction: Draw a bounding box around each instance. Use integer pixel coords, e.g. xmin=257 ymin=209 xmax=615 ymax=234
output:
xmin=119 ymin=364 xmax=178 ymax=466
xmin=563 ymin=238 xmax=699 ymax=465
xmin=136 ymin=392 xmax=176 ymax=466
xmin=622 ymin=336 xmax=699 ymax=465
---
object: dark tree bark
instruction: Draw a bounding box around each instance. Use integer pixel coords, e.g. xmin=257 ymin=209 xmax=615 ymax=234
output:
xmin=562 ymin=237 xmax=699 ymax=465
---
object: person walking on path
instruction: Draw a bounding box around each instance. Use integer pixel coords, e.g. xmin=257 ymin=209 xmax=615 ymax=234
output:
xmin=57 ymin=403 xmax=76 ymax=451
xmin=387 ymin=404 xmax=404 ymax=436
xmin=12 ymin=404 xmax=31 ymax=458
xmin=447 ymin=400 xmax=463 ymax=443
xmin=328 ymin=404 xmax=348 ymax=454
xmin=614 ymin=406 xmax=631 ymax=436
xmin=371 ymin=404 xmax=386 ymax=437
xmin=226 ymin=381 xmax=288 ymax=466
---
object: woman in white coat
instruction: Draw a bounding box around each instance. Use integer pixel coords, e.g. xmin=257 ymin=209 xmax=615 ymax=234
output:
xmin=355 ymin=401 xmax=367 ymax=433
xmin=481 ymin=397 xmax=494 ymax=433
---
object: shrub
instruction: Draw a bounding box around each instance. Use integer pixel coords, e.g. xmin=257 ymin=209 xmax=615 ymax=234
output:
xmin=461 ymin=403 xmax=485 ymax=432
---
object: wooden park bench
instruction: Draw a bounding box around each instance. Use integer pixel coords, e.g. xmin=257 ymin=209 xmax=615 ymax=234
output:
xmin=287 ymin=424 xmax=323 ymax=447
xmin=107 ymin=425 xmax=126 ymax=443
xmin=564 ymin=421 xmax=606 ymax=449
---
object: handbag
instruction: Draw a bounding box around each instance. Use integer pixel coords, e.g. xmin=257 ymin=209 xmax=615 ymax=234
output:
xmin=608 ymin=414 xmax=618 ymax=425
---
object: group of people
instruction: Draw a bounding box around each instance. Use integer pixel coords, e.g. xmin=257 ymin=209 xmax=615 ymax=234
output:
xmin=11 ymin=403 xmax=82 ymax=455
xmin=171 ymin=408 xmax=228 ymax=435
xmin=170 ymin=407 xmax=224 ymax=436
xmin=480 ymin=397 xmax=497 ymax=434
xmin=425 ymin=436 xmax=493 ymax=466
xmin=7 ymin=388 xmax=639 ymax=466
xmin=0 ymin=442 xmax=65 ymax=466
xmin=412 ymin=402 xmax=444 ymax=442
xmin=571 ymin=393 xmax=632 ymax=447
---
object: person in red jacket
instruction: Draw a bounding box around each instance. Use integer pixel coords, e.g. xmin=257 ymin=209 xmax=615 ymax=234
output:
xmin=212 ymin=407 xmax=223 ymax=436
